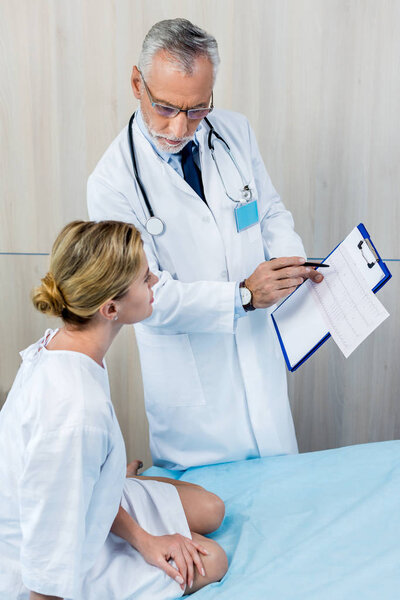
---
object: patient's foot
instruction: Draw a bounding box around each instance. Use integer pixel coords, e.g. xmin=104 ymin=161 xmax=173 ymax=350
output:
xmin=126 ymin=460 xmax=143 ymax=477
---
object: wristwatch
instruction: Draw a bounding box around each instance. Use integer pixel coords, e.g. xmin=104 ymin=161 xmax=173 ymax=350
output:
xmin=239 ymin=280 xmax=256 ymax=311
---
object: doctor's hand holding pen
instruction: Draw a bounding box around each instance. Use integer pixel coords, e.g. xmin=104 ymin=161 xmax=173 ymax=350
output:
xmin=245 ymin=257 xmax=324 ymax=309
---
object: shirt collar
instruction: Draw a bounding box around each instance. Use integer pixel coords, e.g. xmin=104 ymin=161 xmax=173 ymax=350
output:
xmin=135 ymin=107 xmax=200 ymax=163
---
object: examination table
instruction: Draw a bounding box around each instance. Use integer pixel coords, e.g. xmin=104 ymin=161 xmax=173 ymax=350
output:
xmin=144 ymin=440 xmax=400 ymax=599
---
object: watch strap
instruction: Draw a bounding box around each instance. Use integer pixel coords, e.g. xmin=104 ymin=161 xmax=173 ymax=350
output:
xmin=239 ymin=280 xmax=256 ymax=311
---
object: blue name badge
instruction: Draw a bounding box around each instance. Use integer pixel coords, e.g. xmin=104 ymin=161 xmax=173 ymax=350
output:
xmin=234 ymin=200 xmax=259 ymax=232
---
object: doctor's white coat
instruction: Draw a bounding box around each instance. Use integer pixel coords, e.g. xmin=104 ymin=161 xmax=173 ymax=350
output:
xmin=88 ymin=109 xmax=306 ymax=469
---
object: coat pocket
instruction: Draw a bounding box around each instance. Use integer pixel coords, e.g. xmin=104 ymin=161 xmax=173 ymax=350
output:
xmin=136 ymin=331 xmax=206 ymax=407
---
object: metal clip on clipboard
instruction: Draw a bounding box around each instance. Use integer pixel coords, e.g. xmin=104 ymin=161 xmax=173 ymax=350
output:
xmin=358 ymin=238 xmax=380 ymax=268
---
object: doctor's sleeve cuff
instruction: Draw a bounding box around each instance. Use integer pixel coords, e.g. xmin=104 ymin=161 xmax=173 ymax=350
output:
xmin=234 ymin=281 xmax=246 ymax=319
xmin=210 ymin=280 xmax=238 ymax=333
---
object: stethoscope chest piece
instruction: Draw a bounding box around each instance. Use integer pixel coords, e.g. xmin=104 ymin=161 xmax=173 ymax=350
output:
xmin=146 ymin=216 xmax=165 ymax=236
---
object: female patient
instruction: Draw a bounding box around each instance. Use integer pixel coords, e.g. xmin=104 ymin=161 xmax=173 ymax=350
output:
xmin=0 ymin=220 xmax=227 ymax=600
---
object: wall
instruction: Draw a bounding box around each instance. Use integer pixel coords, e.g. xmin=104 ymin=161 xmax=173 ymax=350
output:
xmin=1 ymin=0 xmax=399 ymax=466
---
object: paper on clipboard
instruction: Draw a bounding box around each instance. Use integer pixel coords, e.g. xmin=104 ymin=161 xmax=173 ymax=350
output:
xmin=271 ymin=226 xmax=390 ymax=369
xmin=308 ymin=240 xmax=389 ymax=357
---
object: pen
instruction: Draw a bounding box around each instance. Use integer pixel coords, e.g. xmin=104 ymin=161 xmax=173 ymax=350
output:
xmin=304 ymin=262 xmax=329 ymax=268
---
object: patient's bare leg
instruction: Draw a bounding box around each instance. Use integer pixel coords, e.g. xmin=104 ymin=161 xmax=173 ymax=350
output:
xmin=126 ymin=461 xmax=225 ymax=534
xmin=126 ymin=461 xmax=228 ymax=594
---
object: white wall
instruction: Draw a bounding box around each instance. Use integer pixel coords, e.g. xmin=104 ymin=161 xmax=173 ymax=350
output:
xmin=1 ymin=0 xmax=399 ymax=466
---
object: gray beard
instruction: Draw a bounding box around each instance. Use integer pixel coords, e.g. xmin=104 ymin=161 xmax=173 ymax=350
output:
xmin=140 ymin=105 xmax=193 ymax=154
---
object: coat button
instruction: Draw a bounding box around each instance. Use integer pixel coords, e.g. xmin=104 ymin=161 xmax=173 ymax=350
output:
xmin=202 ymin=215 xmax=211 ymax=223
xmin=220 ymin=270 xmax=228 ymax=279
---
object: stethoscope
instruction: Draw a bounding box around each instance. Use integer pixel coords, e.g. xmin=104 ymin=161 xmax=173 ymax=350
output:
xmin=128 ymin=112 xmax=253 ymax=236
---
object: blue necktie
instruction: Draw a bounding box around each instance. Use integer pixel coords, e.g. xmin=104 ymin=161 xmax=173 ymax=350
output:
xmin=181 ymin=141 xmax=206 ymax=203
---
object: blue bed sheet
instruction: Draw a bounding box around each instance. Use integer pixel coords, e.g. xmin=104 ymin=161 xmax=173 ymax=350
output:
xmin=144 ymin=441 xmax=400 ymax=599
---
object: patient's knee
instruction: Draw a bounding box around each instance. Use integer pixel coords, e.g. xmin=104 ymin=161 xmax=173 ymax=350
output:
xmin=205 ymin=539 xmax=229 ymax=584
xmin=203 ymin=492 xmax=225 ymax=533
xmin=188 ymin=534 xmax=228 ymax=595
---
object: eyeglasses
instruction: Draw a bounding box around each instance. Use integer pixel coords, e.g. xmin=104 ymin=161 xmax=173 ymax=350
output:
xmin=139 ymin=70 xmax=213 ymax=120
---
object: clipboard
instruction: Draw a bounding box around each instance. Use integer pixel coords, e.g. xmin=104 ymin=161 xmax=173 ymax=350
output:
xmin=271 ymin=224 xmax=392 ymax=372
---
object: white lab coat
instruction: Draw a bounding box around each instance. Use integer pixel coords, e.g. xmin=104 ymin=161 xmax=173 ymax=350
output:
xmin=88 ymin=109 xmax=306 ymax=470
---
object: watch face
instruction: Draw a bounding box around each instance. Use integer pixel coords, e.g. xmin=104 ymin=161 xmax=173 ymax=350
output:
xmin=240 ymin=286 xmax=252 ymax=306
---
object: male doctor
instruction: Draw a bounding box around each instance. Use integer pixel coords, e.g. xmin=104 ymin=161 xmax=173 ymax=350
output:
xmin=87 ymin=18 xmax=323 ymax=470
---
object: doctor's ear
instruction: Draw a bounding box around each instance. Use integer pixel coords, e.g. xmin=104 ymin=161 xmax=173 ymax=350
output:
xmin=99 ymin=301 xmax=118 ymax=322
xmin=131 ymin=66 xmax=142 ymax=100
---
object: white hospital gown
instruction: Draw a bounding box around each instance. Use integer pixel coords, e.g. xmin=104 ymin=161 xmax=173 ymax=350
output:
xmin=0 ymin=330 xmax=190 ymax=600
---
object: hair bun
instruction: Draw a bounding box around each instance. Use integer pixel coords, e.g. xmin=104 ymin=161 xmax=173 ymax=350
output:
xmin=32 ymin=272 xmax=66 ymax=317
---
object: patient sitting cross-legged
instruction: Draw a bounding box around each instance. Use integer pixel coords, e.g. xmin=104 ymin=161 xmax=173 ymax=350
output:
xmin=0 ymin=220 xmax=228 ymax=600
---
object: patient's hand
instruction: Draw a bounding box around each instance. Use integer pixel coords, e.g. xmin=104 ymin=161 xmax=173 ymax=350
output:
xmin=112 ymin=506 xmax=208 ymax=592
xmin=126 ymin=459 xmax=143 ymax=477
xmin=136 ymin=532 xmax=209 ymax=592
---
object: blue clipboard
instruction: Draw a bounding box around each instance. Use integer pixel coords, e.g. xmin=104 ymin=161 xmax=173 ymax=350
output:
xmin=271 ymin=223 xmax=392 ymax=372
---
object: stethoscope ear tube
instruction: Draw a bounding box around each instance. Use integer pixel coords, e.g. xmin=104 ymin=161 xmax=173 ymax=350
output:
xmin=128 ymin=113 xmax=155 ymax=219
xmin=205 ymin=117 xmax=231 ymax=152
xmin=128 ymin=112 xmax=165 ymax=236
xmin=205 ymin=117 xmax=252 ymax=203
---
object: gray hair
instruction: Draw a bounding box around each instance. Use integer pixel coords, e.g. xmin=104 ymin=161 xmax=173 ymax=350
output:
xmin=138 ymin=18 xmax=220 ymax=82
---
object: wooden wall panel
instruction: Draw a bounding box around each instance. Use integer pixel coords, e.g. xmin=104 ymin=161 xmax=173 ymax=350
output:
xmin=1 ymin=0 xmax=399 ymax=465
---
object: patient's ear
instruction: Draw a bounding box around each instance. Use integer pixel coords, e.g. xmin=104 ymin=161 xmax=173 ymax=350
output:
xmin=99 ymin=301 xmax=118 ymax=322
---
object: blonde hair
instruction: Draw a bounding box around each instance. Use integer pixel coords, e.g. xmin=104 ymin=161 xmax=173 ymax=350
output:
xmin=32 ymin=221 xmax=143 ymax=325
